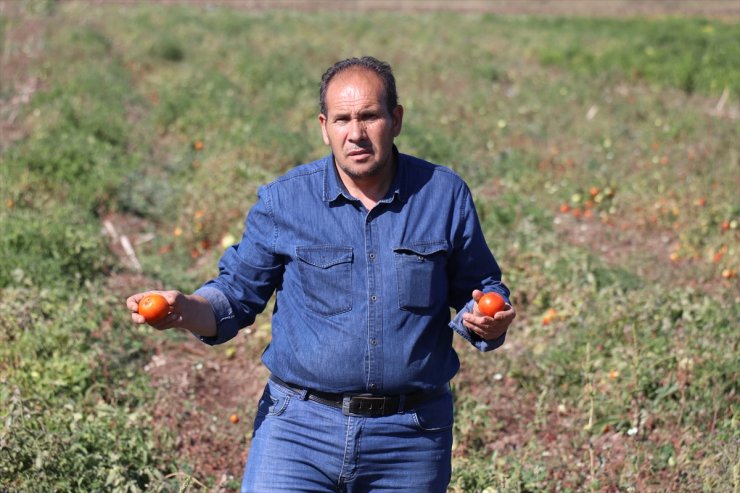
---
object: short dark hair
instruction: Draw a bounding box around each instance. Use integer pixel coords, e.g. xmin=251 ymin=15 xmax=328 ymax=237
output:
xmin=319 ymin=56 xmax=398 ymax=116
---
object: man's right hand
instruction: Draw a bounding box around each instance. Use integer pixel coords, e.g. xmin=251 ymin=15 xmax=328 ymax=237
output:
xmin=126 ymin=290 xmax=217 ymax=337
xmin=127 ymin=290 xmax=181 ymax=330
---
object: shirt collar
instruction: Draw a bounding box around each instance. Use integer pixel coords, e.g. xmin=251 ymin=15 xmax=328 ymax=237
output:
xmin=322 ymin=146 xmax=407 ymax=205
xmin=322 ymin=154 xmax=346 ymax=203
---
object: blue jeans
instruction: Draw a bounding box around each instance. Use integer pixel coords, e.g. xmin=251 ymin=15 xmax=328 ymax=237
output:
xmin=241 ymin=378 xmax=453 ymax=492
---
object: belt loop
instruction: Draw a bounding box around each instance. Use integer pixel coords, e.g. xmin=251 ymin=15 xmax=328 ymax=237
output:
xmin=342 ymin=396 xmax=352 ymax=416
xmin=397 ymin=394 xmax=407 ymax=413
xmin=298 ymin=389 xmax=309 ymax=400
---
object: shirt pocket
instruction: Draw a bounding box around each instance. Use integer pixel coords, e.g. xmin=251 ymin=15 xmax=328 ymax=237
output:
xmin=295 ymin=245 xmax=353 ymax=316
xmin=393 ymin=240 xmax=449 ymax=311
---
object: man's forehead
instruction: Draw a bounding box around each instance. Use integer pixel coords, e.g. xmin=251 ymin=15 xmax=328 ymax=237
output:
xmin=329 ymin=70 xmax=383 ymax=92
xmin=326 ymin=68 xmax=386 ymax=110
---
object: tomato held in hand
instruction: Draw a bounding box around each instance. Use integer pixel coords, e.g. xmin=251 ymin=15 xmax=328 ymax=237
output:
xmin=478 ymin=292 xmax=506 ymax=317
xmin=138 ymin=293 xmax=170 ymax=323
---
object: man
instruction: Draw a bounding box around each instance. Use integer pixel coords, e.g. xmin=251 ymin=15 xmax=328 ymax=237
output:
xmin=127 ymin=56 xmax=515 ymax=492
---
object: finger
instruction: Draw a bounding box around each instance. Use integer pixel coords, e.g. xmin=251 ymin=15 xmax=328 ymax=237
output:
xmin=463 ymin=311 xmax=489 ymax=326
xmin=493 ymin=306 xmax=516 ymax=321
xmin=126 ymin=294 xmax=142 ymax=311
xmin=493 ymin=309 xmax=507 ymax=321
xmin=463 ymin=312 xmax=494 ymax=333
xmin=131 ymin=312 xmax=146 ymax=324
xmin=127 ymin=291 xmax=158 ymax=311
xmin=464 ymin=319 xmax=502 ymax=340
xmin=149 ymin=311 xmax=181 ymax=330
xmin=467 ymin=320 xmax=507 ymax=340
xmin=164 ymin=291 xmax=179 ymax=304
xmin=462 ymin=318 xmax=484 ymax=336
xmin=471 ymin=289 xmax=484 ymax=302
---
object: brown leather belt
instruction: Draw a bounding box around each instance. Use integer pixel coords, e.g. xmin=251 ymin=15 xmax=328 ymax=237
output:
xmin=269 ymin=375 xmax=448 ymax=417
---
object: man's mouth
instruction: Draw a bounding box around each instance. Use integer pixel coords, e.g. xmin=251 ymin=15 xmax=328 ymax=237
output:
xmin=347 ymin=148 xmax=372 ymax=157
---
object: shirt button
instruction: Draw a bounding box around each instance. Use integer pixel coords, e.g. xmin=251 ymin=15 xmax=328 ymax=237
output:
xmin=370 ymin=338 xmax=377 ymax=346
xmin=370 ymin=383 xmax=378 ymax=391
xmin=371 ymin=295 xmax=377 ymax=302
xmin=369 ymin=253 xmax=376 ymax=260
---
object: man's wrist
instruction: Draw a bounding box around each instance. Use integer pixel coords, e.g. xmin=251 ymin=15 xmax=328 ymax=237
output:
xmin=181 ymin=294 xmax=217 ymax=337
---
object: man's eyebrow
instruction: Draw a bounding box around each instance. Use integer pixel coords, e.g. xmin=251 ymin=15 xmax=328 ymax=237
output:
xmin=330 ymin=110 xmax=349 ymax=119
xmin=329 ymin=105 xmax=381 ymax=119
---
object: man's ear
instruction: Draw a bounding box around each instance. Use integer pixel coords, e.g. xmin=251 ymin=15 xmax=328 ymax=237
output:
xmin=318 ymin=113 xmax=330 ymax=145
xmin=392 ymin=105 xmax=404 ymax=137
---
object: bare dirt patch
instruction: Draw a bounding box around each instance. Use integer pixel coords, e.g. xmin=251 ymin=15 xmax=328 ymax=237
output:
xmin=554 ymin=212 xmax=677 ymax=279
xmin=552 ymin=209 xmax=737 ymax=295
xmin=144 ymin=333 xmax=268 ymax=489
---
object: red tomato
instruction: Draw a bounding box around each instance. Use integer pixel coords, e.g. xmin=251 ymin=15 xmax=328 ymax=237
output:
xmin=478 ymin=292 xmax=506 ymax=317
xmin=138 ymin=293 xmax=170 ymax=323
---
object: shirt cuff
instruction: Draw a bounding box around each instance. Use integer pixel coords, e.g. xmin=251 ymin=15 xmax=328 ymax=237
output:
xmin=449 ymin=299 xmax=507 ymax=352
xmin=192 ymin=286 xmax=240 ymax=346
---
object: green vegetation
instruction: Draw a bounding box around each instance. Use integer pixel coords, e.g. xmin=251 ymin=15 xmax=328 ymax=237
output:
xmin=535 ymin=17 xmax=740 ymax=96
xmin=0 ymin=288 xmax=177 ymax=491
xmin=1 ymin=4 xmax=737 ymax=492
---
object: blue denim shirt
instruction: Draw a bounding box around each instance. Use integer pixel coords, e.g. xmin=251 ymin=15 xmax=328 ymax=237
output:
xmin=194 ymin=149 xmax=510 ymax=394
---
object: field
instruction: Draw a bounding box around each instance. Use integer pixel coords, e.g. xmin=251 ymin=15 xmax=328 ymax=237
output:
xmin=1 ymin=1 xmax=738 ymax=491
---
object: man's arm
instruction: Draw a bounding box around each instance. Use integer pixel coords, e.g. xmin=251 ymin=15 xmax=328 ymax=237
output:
xmin=447 ymin=183 xmax=515 ymax=350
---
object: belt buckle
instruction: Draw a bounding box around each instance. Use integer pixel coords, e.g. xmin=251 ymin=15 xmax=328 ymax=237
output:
xmin=342 ymin=394 xmax=391 ymax=417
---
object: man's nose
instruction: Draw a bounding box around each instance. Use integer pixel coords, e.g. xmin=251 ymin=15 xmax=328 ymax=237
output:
xmin=348 ymin=119 xmax=366 ymax=141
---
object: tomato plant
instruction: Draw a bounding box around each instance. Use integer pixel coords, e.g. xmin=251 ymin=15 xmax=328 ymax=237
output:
xmin=478 ymin=292 xmax=506 ymax=317
xmin=138 ymin=293 xmax=170 ymax=323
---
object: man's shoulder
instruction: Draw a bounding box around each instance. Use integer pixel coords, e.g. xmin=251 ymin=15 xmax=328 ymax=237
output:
xmin=400 ymin=152 xmax=468 ymax=186
xmin=265 ymin=156 xmax=328 ymax=189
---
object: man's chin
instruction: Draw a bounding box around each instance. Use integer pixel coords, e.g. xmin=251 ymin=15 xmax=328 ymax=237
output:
xmin=338 ymin=161 xmax=382 ymax=180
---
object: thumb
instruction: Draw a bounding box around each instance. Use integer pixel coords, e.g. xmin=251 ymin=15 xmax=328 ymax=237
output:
xmin=471 ymin=289 xmax=484 ymax=302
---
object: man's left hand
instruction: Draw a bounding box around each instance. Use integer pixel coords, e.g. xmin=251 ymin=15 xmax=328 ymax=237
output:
xmin=462 ymin=289 xmax=516 ymax=340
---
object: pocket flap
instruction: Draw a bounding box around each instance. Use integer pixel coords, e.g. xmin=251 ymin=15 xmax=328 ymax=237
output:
xmin=393 ymin=240 xmax=448 ymax=257
xmin=296 ymin=246 xmax=353 ymax=269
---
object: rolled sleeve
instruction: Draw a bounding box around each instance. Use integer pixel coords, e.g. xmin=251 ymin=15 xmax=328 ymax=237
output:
xmin=192 ymin=286 xmax=240 ymax=346
xmin=449 ymin=299 xmax=507 ymax=352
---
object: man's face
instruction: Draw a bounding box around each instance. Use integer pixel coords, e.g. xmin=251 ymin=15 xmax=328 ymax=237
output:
xmin=319 ymin=68 xmax=403 ymax=182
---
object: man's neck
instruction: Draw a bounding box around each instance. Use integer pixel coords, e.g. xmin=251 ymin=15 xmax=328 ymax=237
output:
xmin=336 ymin=159 xmax=397 ymax=211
